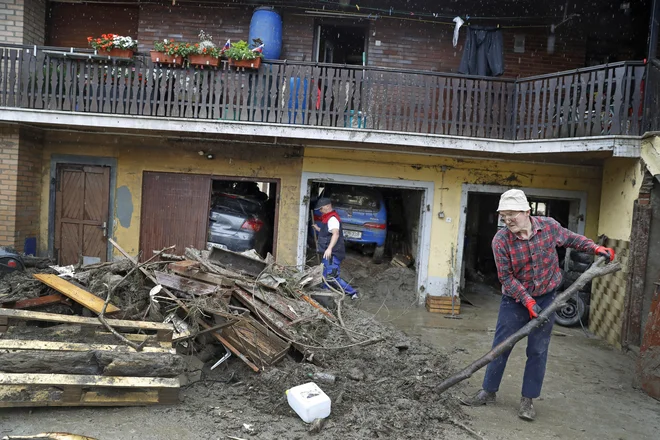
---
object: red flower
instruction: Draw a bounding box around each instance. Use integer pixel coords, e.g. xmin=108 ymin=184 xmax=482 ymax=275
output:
xmin=87 ymin=36 xmax=93 ymax=42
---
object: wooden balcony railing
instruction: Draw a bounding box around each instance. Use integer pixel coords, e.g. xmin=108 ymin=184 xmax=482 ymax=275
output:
xmin=0 ymin=45 xmax=648 ymax=140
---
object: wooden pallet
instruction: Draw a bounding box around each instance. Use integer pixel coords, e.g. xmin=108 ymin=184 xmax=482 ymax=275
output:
xmin=0 ymin=309 xmax=179 ymax=407
xmin=425 ymin=295 xmax=461 ymax=315
xmin=221 ymin=315 xmax=290 ymax=368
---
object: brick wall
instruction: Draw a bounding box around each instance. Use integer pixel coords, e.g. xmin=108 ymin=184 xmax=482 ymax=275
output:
xmin=0 ymin=0 xmax=45 ymax=45
xmin=0 ymin=125 xmax=43 ymax=253
xmin=368 ymin=19 xmax=586 ymax=78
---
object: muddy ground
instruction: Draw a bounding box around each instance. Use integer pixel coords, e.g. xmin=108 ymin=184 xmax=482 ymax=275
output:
xmin=0 ymin=260 xmax=472 ymax=440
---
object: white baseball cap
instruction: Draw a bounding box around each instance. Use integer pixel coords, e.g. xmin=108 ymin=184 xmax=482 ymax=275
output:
xmin=497 ymin=189 xmax=531 ymax=212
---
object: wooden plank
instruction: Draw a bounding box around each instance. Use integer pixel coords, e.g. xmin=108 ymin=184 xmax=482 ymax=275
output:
xmin=631 ymin=65 xmax=645 ymax=135
xmin=576 ymin=73 xmax=589 ymax=137
xmin=154 ymin=271 xmax=220 ymax=296
xmin=593 ymin=68 xmax=606 ymax=135
xmin=584 ymin=71 xmax=596 ymax=136
xmin=449 ymin=77 xmax=460 ymax=135
xmin=33 ymin=274 xmax=120 ymax=314
xmin=0 ymin=339 xmax=174 ymax=354
xmin=611 ymin=66 xmax=626 ymax=134
xmin=169 ymin=266 xmax=235 ymax=288
xmin=235 ymin=283 xmax=298 ymax=321
xmin=20 ymin=49 xmax=31 ymax=107
xmin=77 ymin=60 xmax=86 ymax=112
xmin=0 ymin=308 xmax=173 ymax=334
xmin=5 ymin=293 xmax=66 ymax=309
xmin=560 ymin=75 xmax=573 ymax=138
xmin=0 ymin=373 xmax=179 ymax=388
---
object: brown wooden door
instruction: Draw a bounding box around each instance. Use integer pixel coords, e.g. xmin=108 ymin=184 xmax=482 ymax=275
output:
xmin=140 ymin=172 xmax=211 ymax=261
xmin=55 ymin=165 xmax=110 ymax=266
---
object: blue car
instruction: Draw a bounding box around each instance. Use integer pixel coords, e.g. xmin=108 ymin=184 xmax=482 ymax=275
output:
xmin=312 ymin=185 xmax=387 ymax=263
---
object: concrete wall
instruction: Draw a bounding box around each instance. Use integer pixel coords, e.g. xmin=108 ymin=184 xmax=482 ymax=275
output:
xmin=303 ymin=147 xmax=602 ymax=296
xmin=591 ymin=157 xmax=645 ymax=348
xmin=37 ymin=133 xmax=304 ymax=265
xmin=0 ymin=0 xmax=46 ymax=45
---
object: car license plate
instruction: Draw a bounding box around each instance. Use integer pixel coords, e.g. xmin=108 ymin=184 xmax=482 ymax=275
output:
xmin=343 ymin=230 xmax=362 ymax=239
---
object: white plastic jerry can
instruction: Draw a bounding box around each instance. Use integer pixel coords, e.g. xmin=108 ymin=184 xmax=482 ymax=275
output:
xmin=286 ymin=382 xmax=331 ymax=423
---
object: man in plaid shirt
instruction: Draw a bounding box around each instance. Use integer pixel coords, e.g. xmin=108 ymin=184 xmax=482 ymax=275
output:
xmin=462 ymin=189 xmax=615 ymax=421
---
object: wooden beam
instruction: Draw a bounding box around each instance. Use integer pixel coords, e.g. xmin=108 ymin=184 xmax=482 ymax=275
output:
xmin=33 ymin=274 xmax=120 ymax=314
xmin=0 ymin=373 xmax=179 ymax=387
xmin=0 ymin=339 xmax=174 ymax=354
xmin=4 ymin=293 xmax=67 ymax=309
xmin=169 ymin=263 xmax=235 ymax=288
xmin=0 ymin=308 xmax=173 ymax=342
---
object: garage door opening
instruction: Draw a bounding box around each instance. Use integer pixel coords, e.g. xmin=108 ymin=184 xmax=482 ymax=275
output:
xmin=139 ymin=172 xmax=279 ymax=261
xmin=303 ymin=180 xmax=426 ymax=306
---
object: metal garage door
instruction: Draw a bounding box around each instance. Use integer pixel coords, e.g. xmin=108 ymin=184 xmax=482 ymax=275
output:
xmin=140 ymin=172 xmax=211 ymax=261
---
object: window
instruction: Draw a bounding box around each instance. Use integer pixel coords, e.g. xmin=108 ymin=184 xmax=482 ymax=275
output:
xmin=314 ymin=21 xmax=368 ymax=65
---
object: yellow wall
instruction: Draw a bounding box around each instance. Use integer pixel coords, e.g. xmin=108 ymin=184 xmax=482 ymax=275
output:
xmin=642 ymin=136 xmax=660 ymax=177
xmin=598 ymin=157 xmax=643 ymax=241
xmin=304 ymin=147 xmax=603 ymax=293
xmin=38 ymin=133 xmax=303 ymax=265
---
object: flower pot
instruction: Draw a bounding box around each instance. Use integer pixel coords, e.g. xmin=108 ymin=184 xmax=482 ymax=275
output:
xmin=105 ymin=48 xmax=134 ymax=58
xmin=229 ymin=57 xmax=262 ymax=69
xmin=188 ymin=54 xmax=220 ymax=67
xmin=150 ymin=51 xmax=183 ymax=66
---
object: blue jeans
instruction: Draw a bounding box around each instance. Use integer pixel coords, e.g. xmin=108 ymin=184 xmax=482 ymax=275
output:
xmin=482 ymin=292 xmax=556 ymax=399
xmin=321 ymin=255 xmax=357 ymax=296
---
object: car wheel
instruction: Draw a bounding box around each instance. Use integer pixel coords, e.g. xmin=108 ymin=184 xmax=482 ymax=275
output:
xmin=555 ymin=295 xmax=588 ymax=327
xmin=570 ymin=251 xmax=594 ymax=265
xmin=372 ymin=245 xmax=385 ymax=264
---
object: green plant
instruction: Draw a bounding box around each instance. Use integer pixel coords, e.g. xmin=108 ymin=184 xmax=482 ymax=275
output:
xmin=225 ymin=40 xmax=264 ymax=61
xmin=153 ymin=39 xmax=196 ymax=58
xmin=88 ymin=34 xmax=137 ymax=52
xmin=190 ymin=30 xmax=221 ymax=58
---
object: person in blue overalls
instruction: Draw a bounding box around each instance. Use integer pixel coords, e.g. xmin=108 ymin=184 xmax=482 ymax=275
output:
xmin=312 ymin=197 xmax=358 ymax=299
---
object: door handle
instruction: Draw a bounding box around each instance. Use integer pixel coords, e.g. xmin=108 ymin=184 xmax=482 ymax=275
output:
xmin=99 ymin=221 xmax=107 ymax=238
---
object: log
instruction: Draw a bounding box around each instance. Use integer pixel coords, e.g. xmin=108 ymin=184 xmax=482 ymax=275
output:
xmin=436 ymin=257 xmax=621 ymax=394
xmin=0 ymin=350 xmax=184 ymax=377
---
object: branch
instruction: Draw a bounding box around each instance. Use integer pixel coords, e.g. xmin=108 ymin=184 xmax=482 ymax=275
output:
xmin=98 ymin=245 xmax=175 ymax=351
xmin=436 ymin=257 xmax=621 ymax=394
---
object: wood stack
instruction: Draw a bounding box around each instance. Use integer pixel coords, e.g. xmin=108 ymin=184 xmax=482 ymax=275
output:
xmin=425 ymin=295 xmax=461 ymax=315
xmin=0 ymin=308 xmax=180 ymax=408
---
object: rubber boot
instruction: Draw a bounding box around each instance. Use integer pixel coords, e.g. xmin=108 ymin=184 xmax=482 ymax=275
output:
xmin=459 ymin=390 xmax=496 ymax=406
xmin=518 ymin=397 xmax=536 ymax=421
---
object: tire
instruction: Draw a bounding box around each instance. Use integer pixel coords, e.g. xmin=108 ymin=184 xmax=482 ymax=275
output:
xmin=372 ymin=245 xmax=385 ymax=264
xmin=555 ymin=294 xmax=588 ymax=327
xmin=570 ymin=251 xmax=594 ymax=265
xmin=568 ymin=259 xmax=591 ymax=273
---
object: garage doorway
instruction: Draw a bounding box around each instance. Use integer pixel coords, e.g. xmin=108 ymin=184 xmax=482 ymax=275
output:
xmin=298 ymin=172 xmax=434 ymax=305
xmin=139 ymin=172 xmax=279 ymax=261
xmin=456 ymin=184 xmax=587 ymax=296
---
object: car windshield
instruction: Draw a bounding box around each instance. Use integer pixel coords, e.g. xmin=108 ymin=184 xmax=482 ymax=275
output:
xmin=326 ymin=186 xmax=380 ymax=210
xmin=212 ymin=193 xmax=263 ymax=216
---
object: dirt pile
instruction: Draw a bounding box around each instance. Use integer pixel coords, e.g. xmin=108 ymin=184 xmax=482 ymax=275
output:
xmin=342 ymin=254 xmax=418 ymax=307
xmin=184 ymin=303 xmax=465 ymax=439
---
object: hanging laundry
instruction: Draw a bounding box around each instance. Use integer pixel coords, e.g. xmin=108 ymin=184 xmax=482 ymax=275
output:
xmin=458 ymin=26 xmax=504 ymax=77
xmin=452 ymin=16 xmax=464 ymax=48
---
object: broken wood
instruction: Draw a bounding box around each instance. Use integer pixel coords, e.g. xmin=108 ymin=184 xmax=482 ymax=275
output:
xmin=109 ymin=238 xmax=260 ymax=373
xmin=32 ymin=274 xmax=120 ymax=315
xmin=184 ymin=248 xmax=250 ymax=281
xmin=0 ymin=309 xmax=173 ymax=342
xmin=436 ymin=257 xmax=621 ymax=394
xmin=0 ymin=350 xmax=184 ymax=377
xmin=208 ymin=246 xmax=267 ymax=278
xmin=169 ymin=262 xmax=236 ymax=287
xmin=0 ymin=373 xmax=179 ymax=407
xmin=4 ymin=293 xmax=67 ymax=309
xmin=154 ymin=271 xmax=221 ymax=296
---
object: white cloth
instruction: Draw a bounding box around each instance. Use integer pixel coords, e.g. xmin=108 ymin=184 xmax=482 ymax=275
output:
xmin=452 ymin=16 xmax=465 ymax=48
xmin=497 ymin=189 xmax=532 ymax=212
xmin=327 ymin=216 xmax=340 ymax=232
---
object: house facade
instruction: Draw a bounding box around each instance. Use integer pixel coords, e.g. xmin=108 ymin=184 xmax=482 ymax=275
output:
xmin=1 ymin=0 xmax=659 ymax=355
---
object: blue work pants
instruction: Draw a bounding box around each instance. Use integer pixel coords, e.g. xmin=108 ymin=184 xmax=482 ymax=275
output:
xmin=482 ymin=291 xmax=556 ymax=399
xmin=321 ymin=255 xmax=357 ymax=296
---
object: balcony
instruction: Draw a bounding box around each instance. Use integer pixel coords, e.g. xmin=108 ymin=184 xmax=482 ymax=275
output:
xmin=0 ymin=45 xmax=649 ymax=141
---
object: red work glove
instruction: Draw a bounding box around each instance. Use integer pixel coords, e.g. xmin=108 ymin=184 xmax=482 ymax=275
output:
xmin=594 ymin=245 xmax=615 ymax=262
xmin=522 ymin=297 xmax=542 ymax=319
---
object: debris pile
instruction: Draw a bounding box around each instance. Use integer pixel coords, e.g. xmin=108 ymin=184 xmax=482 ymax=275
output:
xmin=0 ymin=242 xmax=466 ymax=437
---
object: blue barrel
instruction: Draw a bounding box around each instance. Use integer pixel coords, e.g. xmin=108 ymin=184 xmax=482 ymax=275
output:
xmin=249 ymin=7 xmax=282 ymax=60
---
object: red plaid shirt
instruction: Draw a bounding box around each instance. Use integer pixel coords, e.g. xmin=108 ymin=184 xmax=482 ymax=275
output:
xmin=492 ymin=216 xmax=598 ymax=304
